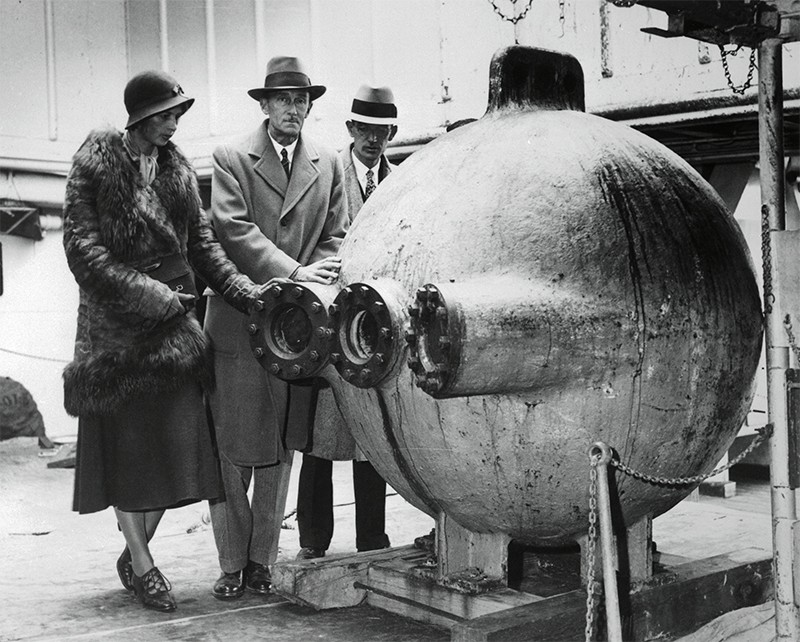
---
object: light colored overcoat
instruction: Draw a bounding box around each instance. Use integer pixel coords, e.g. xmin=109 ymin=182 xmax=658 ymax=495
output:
xmin=204 ymin=121 xmax=348 ymax=466
xmin=306 ymin=146 xmax=395 ymax=461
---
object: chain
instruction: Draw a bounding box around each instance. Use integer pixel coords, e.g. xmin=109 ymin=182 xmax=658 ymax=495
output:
xmin=785 ymin=316 xmax=800 ymax=364
xmin=610 ymin=424 xmax=772 ymax=486
xmin=719 ymin=45 xmax=757 ymax=95
xmin=585 ymin=457 xmax=599 ymax=642
xmin=608 ymin=0 xmax=637 ymax=6
xmin=486 ymin=0 xmax=535 ymax=25
xmin=559 ymin=0 xmax=566 ymax=37
xmin=761 ymin=204 xmax=774 ymax=314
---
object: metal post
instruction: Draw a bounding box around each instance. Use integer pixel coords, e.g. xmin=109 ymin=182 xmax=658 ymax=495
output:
xmin=590 ymin=442 xmax=623 ymax=642
xmin=759 ymin=38 xmax=800 ymax=641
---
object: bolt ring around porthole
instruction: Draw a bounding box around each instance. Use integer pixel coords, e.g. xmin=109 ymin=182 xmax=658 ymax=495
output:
xmin=329 ymin=282 xmax=398 ymax=388
xmin=248 ymin=283 xmax=333 ymax=380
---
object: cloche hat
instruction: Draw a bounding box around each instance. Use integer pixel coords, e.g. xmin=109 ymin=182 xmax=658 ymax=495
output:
xmin=349 ymin=85 xmax=397 ymax=125
xmin=124 ymin=70 xmax=194 ymax=129
xmin=247 ymin=56 xmax=326 ymax=101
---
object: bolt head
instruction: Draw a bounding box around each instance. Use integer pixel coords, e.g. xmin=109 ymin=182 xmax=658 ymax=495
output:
xmin=247 ymin=323 xmax=259 ymax=335
xmin=311 ymin=302 xmax=322 ymax=314
xmin=253 ymin=347 xmax=265 ymax=358
xmin=331 ymin=352 xmax=341 ymax=362
xmin=270 ymin=286 xmax=282 ymax=298
xmin=379 ymin=326 xmax=391 ymax=339
xmin=291 ymin=364 xmax=304 ymax=376
xmin=253 ymin=299 xmax=265 ymax=312
xmin=309 ymin=350 xmax=320 ymax=362
xmin=292 ymin=287 xmax=304 ymax=299
xmin=269 ymin=363 xmax=280 ymax=374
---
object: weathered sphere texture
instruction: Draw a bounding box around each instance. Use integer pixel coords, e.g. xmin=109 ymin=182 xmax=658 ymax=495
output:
xmin=331 ymin=107 xmax=763 ymax=545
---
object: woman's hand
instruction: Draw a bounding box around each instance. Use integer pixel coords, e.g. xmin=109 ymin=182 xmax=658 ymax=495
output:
xmin=293 ymin=257 xmax=342 ymax=284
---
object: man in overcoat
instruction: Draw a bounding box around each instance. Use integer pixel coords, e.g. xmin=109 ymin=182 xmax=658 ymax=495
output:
xmin=294 ymin=85 xmax=398 ymax=560
xmin=204 ymin=56 xmax=348 ymax=599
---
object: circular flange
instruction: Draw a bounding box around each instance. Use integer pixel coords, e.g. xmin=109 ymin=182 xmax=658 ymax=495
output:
xmin=406 ymin=284 xmax=460 ymax=396
xmin=248 ymin=283 xmax=331 ymax=380
xmin=329 ymin=283 xmax=396 ymax=388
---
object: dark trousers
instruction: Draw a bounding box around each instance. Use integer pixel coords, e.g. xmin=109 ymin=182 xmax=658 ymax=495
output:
xmin=296 ymin=453 xmax=390 ymax=552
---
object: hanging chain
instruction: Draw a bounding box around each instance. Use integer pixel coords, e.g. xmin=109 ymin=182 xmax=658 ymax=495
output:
xmin=784 ymin=316 xmax=800 ymax=364
xmin=610 ymin=423 xmax=772 ymax=486
xmin=719 ymin=45 xmax=758 ymax=95
xmin=559 ymin=0 xmax=566 ymax=37
xmin=761 ymin=205 xmax=774 ymax=314
xmin=584 ymin=424 xmax=772 ymax=638
xmin=486 ymin=0 xmax=535 ymax=25
xmin=585 ymin=459 xmax=600 ymax=642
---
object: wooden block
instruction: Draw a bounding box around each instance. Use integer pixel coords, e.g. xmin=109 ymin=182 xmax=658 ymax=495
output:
xmin=437 ymin=512 xmax=510 ymax=582
xmin=365 ymin=553 xmax=542 ymax=624
xmin=699 ymin=480 xmax=737 ymax=498
xmin=271 ymin=545 xmax=416 ymax=610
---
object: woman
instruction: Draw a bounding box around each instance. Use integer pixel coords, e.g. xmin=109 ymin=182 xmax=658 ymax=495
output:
xmin=62 ymin=70 xmax=271 ymax=612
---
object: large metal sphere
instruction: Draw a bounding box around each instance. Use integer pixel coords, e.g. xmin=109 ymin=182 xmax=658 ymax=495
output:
xmin=331 ymin=104 xmax=762 ymax=545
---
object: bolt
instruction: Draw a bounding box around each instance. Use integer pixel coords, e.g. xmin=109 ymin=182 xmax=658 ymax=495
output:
xmin=360 ymin=285 xmax=370 ymax=294
xmin=331 ymin=352 xmax=341 ymax=363
xmin=343 ymin=368 xmax=354 ymax=380
xmin=373 ymin=301 xmax=385 ymax=310
xmin=253 ymin=299 xmax=265 ymax=312
xmin=309 ymin=350 xmax=320 ymax=362
xmin=270 ymin=285 xmax=283 ymax=298
xmin=375 ymin=353 xmax=385 ymax=364
xmin=247 ymin=323 xmax=259 ymax=335
xmin=291 ymin=364 xmax=304 ymax=376
xmin=379 ymin=326 xmax=391 ymax=339
xmin=315 ymin=326 xmax=328 ymax=338
xmin=360 ymin=368 xmax=372 ymax=381
xmin=340 ymin=287 xmax=352 ymax=299
xmin=269 ymin=363 xmax=280 ymax=374
xmin=253 ymin=347 xmax=265 ymax=358
xmin=329 ymin=303 xmax=340 ymax=315
xmin=292 ymin=287 xmax=303 ymax=299
xmin=416 ymin=287 xmax=428 ymax=301
xmin=311 ymin=302 xmax=323 ymax=314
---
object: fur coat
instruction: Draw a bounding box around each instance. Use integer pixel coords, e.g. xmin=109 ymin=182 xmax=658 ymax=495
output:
xmin=62 ymin=128 xmax=258 ymax=417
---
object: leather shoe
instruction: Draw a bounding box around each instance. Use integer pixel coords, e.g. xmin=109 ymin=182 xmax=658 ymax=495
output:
xmin=296 ymin=547 xmax=326 ymax=560
xmin=212 ymin=570 xmax=243 ymax=600
xmin=116 ymin=548 xmax=134 ymax=591
xmin=132 ymin=567 xmax=176 ymax=612
xmin=244 ymin=561 xmax=271 ymax=595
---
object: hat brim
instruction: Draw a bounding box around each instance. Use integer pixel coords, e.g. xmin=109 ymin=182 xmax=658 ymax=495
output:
xmin=247 ymin=85 xmax=326 ymax=101
xmin=348 ymin=113 xmax=397 ymax=126
xmin=125 ymin=95 xmax=194 ymax=130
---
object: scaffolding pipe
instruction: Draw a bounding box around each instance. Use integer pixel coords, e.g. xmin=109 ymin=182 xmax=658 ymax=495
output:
xmin=759 ymin=38 xmax=800 ymax=641
xmin=590 ymin=443 xmax=623 ymax=642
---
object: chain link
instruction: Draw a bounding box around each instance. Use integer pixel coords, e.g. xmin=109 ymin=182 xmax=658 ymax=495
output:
xmin=585 ymin=458 xmax=599 ymax=642
xmin=785 ymin=316 xmax=800 ymax=364
xmin=610 ymin=424 xmax=772 ymax=486
xmin=719 ymin=45 xmax=757 ymax=95
xmin=559 ymin=0 xmax=566 ymax=37
xmin=761 ymin=205 xmax=774 ymax=314
xmin=608 ymin=0 xmax=638 ymax=6
xmin=486 ymin=0 xmax=535 ymax=25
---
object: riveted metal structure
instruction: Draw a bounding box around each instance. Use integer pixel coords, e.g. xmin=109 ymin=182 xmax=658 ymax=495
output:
xmin=251 ymin=45 xmax=763 ymax=559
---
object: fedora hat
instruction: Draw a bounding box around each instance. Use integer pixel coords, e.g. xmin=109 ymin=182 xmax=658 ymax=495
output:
xmin=349 ymin=85 xmax=397 ymax=125
xmin=248 ymin=56 xmax=326 ymax=101
xmin=124 ymin=70 xmax=194 ymax=129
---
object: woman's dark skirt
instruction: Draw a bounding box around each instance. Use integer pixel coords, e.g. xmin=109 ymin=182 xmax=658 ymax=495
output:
xmin=72 ymin=382 xmax=222 ymax=514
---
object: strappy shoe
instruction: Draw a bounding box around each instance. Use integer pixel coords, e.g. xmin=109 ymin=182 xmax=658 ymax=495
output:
xmin=116 ymin=548 xmax=134 ymax=591
xmin=132 ymin=567 xmax=176 ymax=612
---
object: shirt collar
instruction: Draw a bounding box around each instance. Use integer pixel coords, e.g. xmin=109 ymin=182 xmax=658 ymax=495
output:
xmin=268 ymin=131 xmax=298 ymax=163
xmin=351 ymin=150 xmax=381 ymax=189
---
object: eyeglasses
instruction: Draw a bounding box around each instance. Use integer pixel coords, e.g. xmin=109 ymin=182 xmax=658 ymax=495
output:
xmin=353 ymin=122 xmax=393 ymax=140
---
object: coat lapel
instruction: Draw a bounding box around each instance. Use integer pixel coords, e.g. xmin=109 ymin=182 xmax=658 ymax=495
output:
xmin=282 ymin=135 xmax=320 ymax=218
xmin=249 ymin=122 xmax=288 ymax=198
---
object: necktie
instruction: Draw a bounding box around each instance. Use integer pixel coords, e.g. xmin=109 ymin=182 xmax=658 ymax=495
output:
xmin=281 ymin=148 xmax=291 ymax=179
xmin=365 ymin=169 xmax=376 ymax=199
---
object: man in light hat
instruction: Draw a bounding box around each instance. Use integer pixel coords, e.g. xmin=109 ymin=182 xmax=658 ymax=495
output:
xmin=204 ymin=56 xmax=348 ymax=600
xmin=293 ymin=85 xmax=398 ymax=561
